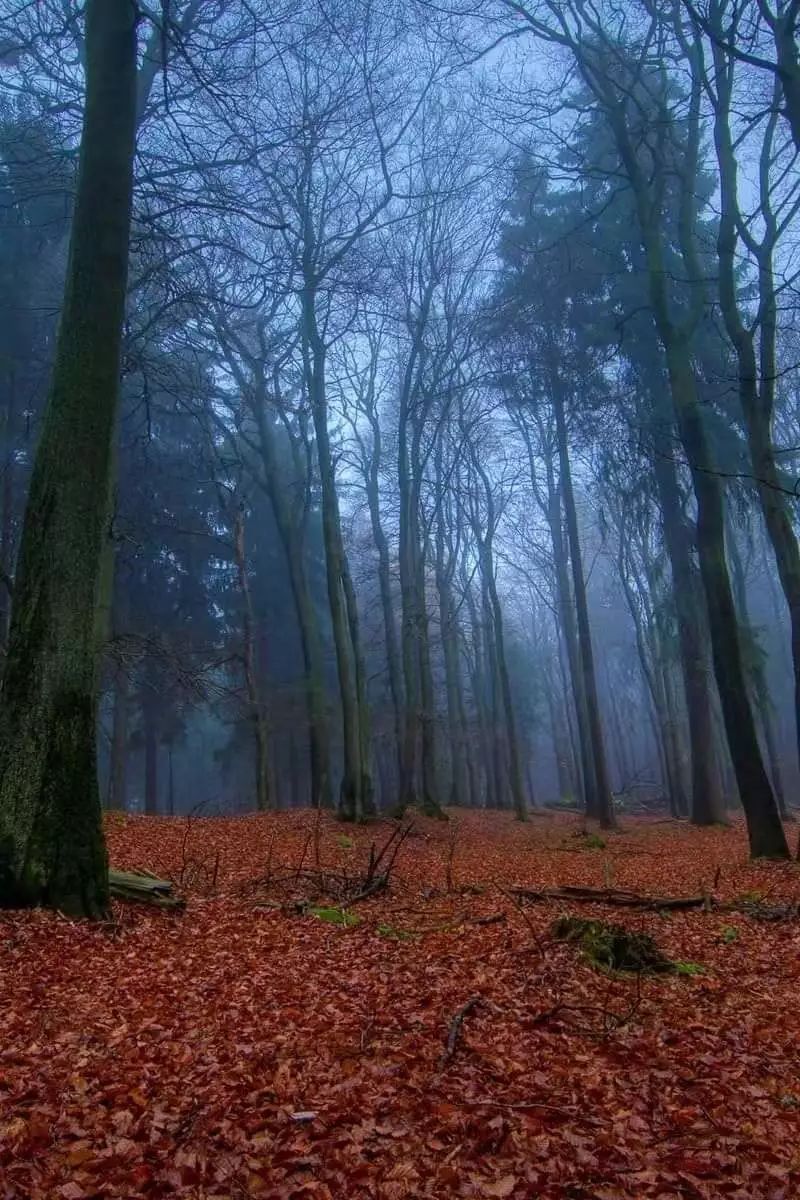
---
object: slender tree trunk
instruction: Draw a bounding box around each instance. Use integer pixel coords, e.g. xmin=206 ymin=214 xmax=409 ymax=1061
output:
xmin=711 ymin=57 xmax=800 ymax=811
xmin=416 ymin=554 xmax=443 ymax=817
xmin=342 ymin=554 xmax=375 ymax=818
xmin=660 ymin=660 xmax=688 ymax=817
xmin=301 ymin=298 xmax=369 ymax=820
xmin=727 ymin=520 xmax=789 ymax=820
xmin=545 ymin=666 xmax=573 ymax=803
xmin=650 ymin=431 xmax=724 ymax=823
xmin=439 ymin=585 xmax=469 ymax=806
xmin=364 ymin=422 xmax=404 ymax=794
xmin=252 ymin=395 xmax=332 ymax=810
xmin=552 ymin=382 xmax=615 ymax=828
xmin=233 ymin=506 xmax=270 ymax=812
xmin=167 ymin=742 xmax=175 ymax=817
xmin=465 ymin=581 xmax=495 ymax=808
xmin=142 ymin=670 xmax=159 ymax=818
xmin=471 ymin=456 xmax=528 ymax=820
xmin=526 ymin=422 xmax=593 ymax=814
xmin=0 ymin=370 xmax=16 ymax=646
xmin=665 ymin=344 xmax=788 ymax=856
xmin=555 ymin=626 xmax=582 ymax=804
xmin=771 ymin=6 xmax=800 ymax=154
xmin=0 ymin=0 xmax=137 ymax=917
xmin=434 ymin=456 xmax=468 ymax=808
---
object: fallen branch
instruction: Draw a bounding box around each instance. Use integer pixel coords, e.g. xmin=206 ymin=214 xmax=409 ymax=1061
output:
xmin=440 ymin=996 xmax=482 ymax=1066
xmin=109 ymin=868 xmax=184 ymax=909
xmin=510 ymin=885 xmax=704 ymax=911
xmin=510 ymin=884 xmax=800 ymax=921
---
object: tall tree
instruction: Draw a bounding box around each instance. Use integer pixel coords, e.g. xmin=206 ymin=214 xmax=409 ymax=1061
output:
xmin=0 ymin=0 xmax=138 ymax=915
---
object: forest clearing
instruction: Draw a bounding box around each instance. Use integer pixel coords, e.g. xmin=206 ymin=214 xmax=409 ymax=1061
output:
xmin=1 ymin=810 xmax=799 ymax=1200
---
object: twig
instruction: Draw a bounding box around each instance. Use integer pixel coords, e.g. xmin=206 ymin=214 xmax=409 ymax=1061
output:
xmin=497 ymin=884 xmax=547 ymax=956
xmin=440 ymin=996 xmax=482 ymax=1066
xmin=462 ymin=1098 xmax=577 ymax=1116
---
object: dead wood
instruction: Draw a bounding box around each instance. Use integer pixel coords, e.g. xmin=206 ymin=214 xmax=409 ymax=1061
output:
xmin=510 ymin=885 xmax=704 ymax=910
xmin=440 ymin=996 xmax=482 ymax=1066
xmin=510 ymin=884 xmax=800 ymax=921
xmin=109 ymin=868 xmax=184 ymax=909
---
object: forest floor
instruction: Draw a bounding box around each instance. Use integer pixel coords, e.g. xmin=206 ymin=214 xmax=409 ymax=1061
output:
xmin=1 ymin=811 xmax=800 ymax=1200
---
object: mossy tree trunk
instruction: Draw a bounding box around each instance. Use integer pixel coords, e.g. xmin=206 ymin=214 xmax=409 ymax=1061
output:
xmin=0 ymin=0 xmax=138 ymax=917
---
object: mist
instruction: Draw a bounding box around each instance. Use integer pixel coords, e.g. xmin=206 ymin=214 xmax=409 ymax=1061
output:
xmin=0 ymin=0 xmax=799 ymax=847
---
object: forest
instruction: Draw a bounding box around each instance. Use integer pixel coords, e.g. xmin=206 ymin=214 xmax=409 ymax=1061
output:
xmin=0 ymin=0 xmax=799 ymax=1197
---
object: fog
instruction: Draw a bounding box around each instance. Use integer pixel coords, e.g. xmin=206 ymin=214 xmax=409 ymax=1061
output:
xmin=1 ymin=0 xmax=799 ymax=837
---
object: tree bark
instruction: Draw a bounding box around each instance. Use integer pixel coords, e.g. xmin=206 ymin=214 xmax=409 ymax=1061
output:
xmin=0 ymin=0 xmax=137 ymax=917
xmin=666 ymin=345 xmax=787 ymax=856
xmin=109 ymin=667 xmax=129 ymax=813
xmin=651 ymin=429 xmax=724 ymax=823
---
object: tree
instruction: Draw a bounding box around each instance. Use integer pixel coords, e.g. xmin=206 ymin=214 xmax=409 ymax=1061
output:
xmin=0 ymin=0 xmax=138 ymax=916
xmin=501 ymin=0 xmax=789 ymax=856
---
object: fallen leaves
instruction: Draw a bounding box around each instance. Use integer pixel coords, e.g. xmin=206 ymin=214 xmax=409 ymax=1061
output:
xmin=0 ymin=810 xmax=799 ymax=1198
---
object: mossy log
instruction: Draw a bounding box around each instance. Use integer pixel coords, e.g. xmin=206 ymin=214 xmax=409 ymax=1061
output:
xmin=108 ymin=868 xmax=183 ymax=909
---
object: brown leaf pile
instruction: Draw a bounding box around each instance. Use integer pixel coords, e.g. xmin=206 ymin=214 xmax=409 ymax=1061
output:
xmin=1 ymin=810 xmax=800 ymax=1199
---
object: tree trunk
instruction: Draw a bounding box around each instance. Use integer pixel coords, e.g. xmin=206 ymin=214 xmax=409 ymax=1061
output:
xmin=727 ymin=519 xmax=789 ymax=820
xmin=471 ymin=455 xmax=528 ymax=821
xmin=233 ymin=506 xmax=270 ymax=812
xmin=342 ymin=553 xmax=375 ymax=818
xmin=552 ymin=382 xmax=615 ymax=828
xmin=364 ymin=417 xmax=404 ymax=796
xmin=0 ymin=369 xmax=16 ymax=646
xmin=302 ymin=296 xmax=369 ymax=820
xmin=252 ymin=393 xmax=332 ymax=810
xmin=545 ymin=664 xmax=573 ymax=804
xmin=526 ymin=420 xmax=594 ymax=814
xmin=109 ymin=668 xmax=129 ymax=813
xmin=0 ymin=0 xmax=137 ymax=917
xmin=167 ymin=742 xmax=175 ymax=817
xmin=710 ymin=54 xmax=800 ymax=813
xmin=666 ymin=344 xmax=788 ymax=857
xmin=650 ymin=429 xmax=724 ymax=823
xmin=143 ymin=678 xmax=159 ymax=818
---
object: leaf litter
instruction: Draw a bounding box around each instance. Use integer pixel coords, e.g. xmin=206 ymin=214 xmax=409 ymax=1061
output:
xmin=1 ymin=809 xmax=799 ymax=1199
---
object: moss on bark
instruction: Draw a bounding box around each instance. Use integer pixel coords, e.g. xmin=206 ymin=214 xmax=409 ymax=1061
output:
xmin=0 ymin=0 xmax=137 ymax=917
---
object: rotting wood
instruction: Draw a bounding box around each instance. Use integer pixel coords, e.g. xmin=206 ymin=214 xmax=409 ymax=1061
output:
xmin=510 ymin=885 xmax=704 ymax=910
xmin=510 ymin=884 xmax=800 ymax=920
xmin=109 ymin=869 xmax=184 ymax=909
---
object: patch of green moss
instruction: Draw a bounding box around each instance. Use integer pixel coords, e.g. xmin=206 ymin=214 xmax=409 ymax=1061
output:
xmin=308 ymin=906 xmax=360 ymax=927
xmin=551 ymin=915 xmax=672 ymax=973
xmin=376 ymin=922 xmax=416 ymax=941
xmin=672 ymin=960 xmax=705 ymax=976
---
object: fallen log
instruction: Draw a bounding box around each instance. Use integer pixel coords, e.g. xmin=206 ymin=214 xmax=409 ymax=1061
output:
xmin=509 ymin=885 xmax=799 ymax=921
xmin=509 ymin=885 xmax=705 ymax=911
xmin=109 ymin=869 xmax=184 ymax=909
